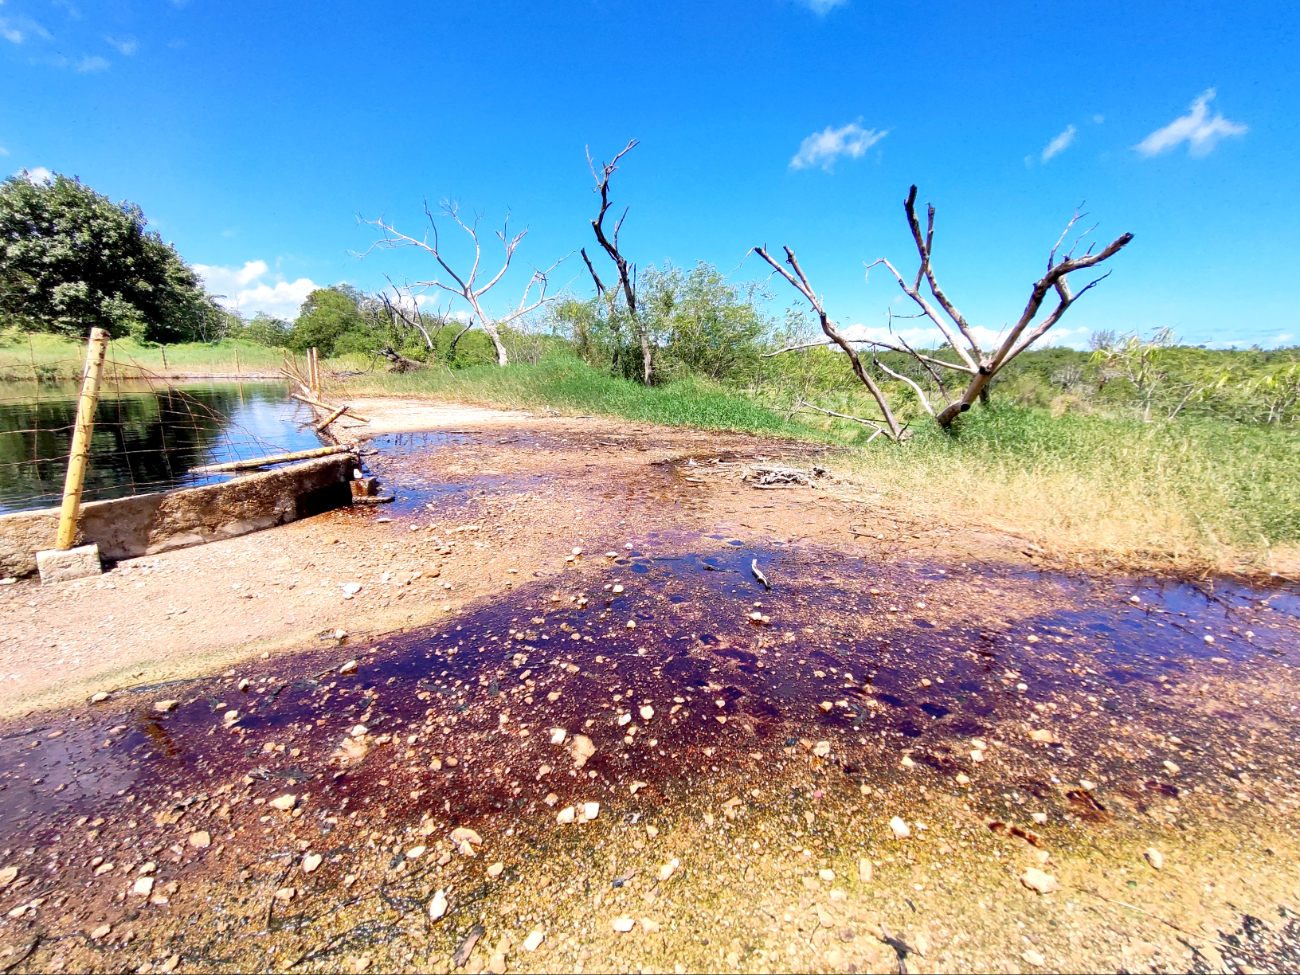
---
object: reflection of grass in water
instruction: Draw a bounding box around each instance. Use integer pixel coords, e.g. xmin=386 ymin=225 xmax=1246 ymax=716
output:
xmin=347 ymin=355 xmax=1300 ymax=575
xmin=0 ymin=381 xmax=304 ymax=511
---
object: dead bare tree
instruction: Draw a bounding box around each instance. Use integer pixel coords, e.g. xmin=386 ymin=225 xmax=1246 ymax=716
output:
xmin=370 ymin=202 xmax=566 ymax=366
xmin=866 ymin=186 xmax=1132 ymax=426
xmin=584 ymin=140 xmax=653 ymax=385
xmin=760 ymin=185 xmax=1133 ymax=433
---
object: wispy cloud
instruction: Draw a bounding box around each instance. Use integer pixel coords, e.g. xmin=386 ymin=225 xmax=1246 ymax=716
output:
xmin=195 ymin=260 xmax=320 ymax=319
xmin=1135 ymin=89 xmax=1247 ymax=158
xmin=76 ymin=54 xmax=109 ymax=73
xmin=790 ymin=122 xmax=887 ymax=172
xmin=104 ymin=35 xmax=136 ymax=56
xmin=795 ymin=0 xmax=849 ymax=13
xmin=0 ymin=146 xmax=9 ymax=157
xmin=17 ymin=167 xmax=53 ymax=183
xmin=1041 ymin=124 xmax=1077 ymax=162
xmin=1 ymin=14 xmax=52 ymax=43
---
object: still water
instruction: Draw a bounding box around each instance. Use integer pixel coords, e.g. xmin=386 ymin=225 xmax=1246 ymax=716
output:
xmin=0 ymin=380 xmax=326 ymax=513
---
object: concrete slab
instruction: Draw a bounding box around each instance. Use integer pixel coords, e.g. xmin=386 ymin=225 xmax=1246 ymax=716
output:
xmin=37 ymin=544 xmax=103 ymax=584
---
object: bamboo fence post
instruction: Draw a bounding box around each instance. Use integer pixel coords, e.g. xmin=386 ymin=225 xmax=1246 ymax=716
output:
xmin=55 ymin=328 xmax=110 ymax=551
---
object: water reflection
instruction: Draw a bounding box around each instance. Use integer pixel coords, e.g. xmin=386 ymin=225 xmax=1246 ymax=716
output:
xmin=0 ymin=380 xmax=324 ymax=513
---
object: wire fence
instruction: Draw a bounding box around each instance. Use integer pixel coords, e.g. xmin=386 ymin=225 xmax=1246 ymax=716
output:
xmin=0 ymin=339 xmax=326 ymax=515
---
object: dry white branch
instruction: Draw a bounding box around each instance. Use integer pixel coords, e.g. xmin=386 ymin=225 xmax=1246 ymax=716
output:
xmin=369 ymin=202 xmax=567 ymax=366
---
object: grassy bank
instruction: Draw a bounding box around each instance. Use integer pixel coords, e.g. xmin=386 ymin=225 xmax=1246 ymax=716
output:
xmin=0 ymin=331 xmax=290 ymax=380
xmin=340 ymin=354 xmax=835 ymax=441
xmin=339 ymin=355 xmax=1299 ymax=576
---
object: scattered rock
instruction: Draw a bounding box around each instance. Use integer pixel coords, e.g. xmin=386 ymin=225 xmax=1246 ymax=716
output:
xmin=819 ymin=701 xmax=833 ymax=713
xmin=955 ymin=773 xmax=971 ymax=785
xmin=188 ymin=831 xmax=211 ymax=849
xmin=1019 ymin=867 xmax=1060 ymax=894
xmin=889 ymin=817 xmax=911 ymax=839
xmin=302 ymin=853 xmax=322 ymax=874
xmin=154 ymin=700 xmax=178 ymax=713
xmin=340 ymin=582 xmax=362 ymax=595
xmin=487 ymin=861 xmax=505 ymax=879
xmin=858 ymin=858 xmax=872 ymax=883
xmin=132 ymin=877 xmax=154 ymax=897
xmin=339 ymin=660 xmax=358 ymax=675
xmin=568 ymin=734 xmax=596 ymax=768
xmin=612 ymin=916 xmax=635 ymax=933
xmin=1163 ymin=760 xmax=1180 ymax=775
xmin=583 ymin=801 xmax=600 ymax=821
xmin=1031 ymin=812 xmax=1048 ymax=824
xmin=1023 ymin=949 xmax=1047 ymax=967
xmin=818 ymin=869 xmax=835 ymax=882
xmin=557 ymin=806 xmax=576 ymax=825
xmin=0 ymin=867 xmax=19 ymax=889
xmin=429 ymin=889 xmax=449 ymax=920
xmin=1029 ymin=729 xmax=1059 ymax=743
xmin=1144 ymin=847 xmax=1164 ymax=870
xmin=813 ymin=741 xmax=831 ymax=758
xmin=640 ymin=918 xmax=661 ymax=934
xmin=270 ymin=794 xmax=297 ymax=812
xmin=522 ymin=930 xmax=545 ymax=952
xmin=640 ymin=705 xmax=654 ymax=721
xmin=90 ymin=923 xmax=112 ymax=939
xmin=406 ymin=845 xmax=426 ymax=859
xmin=549 ymin=728 xmax=567 ymax=745
xmin=90 ymin=691 xmax=109 ymax=704
xmin=658 ymin=859 xmax=680 ymax=882
xmin=274 ymin=886 xmax=296 ymax=902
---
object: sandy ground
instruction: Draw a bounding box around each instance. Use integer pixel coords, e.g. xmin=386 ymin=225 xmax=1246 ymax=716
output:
xmin=0 ymin=396 xmax=1296 ymax=975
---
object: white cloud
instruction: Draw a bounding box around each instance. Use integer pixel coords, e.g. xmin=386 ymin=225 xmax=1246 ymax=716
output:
xmin=104 ymin=35 xmax=136 ymax=55
xmin=0 ymin=146 xmax=8 ymax=157
xmin=795 ymin=0 xmax=848 ymax=13
xmin=1041 ymin=124 xmax=1077 ymax=162
xmin=17 ymin=166 xmax=52 ymax=183
xmin=195 ymin=260 xmax=320 ymax=320
xmin=1135 ymin=89 xmax=1247 ymax=158
xmin=790 ymin=122 xmax=887 ymax=172
xmin=76 ymin=54 xmax=109 ymax=72
xmin=1 ymin=14 xmax=51 ymax=43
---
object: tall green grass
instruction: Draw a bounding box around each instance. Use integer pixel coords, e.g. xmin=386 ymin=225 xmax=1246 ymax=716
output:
xmin=842 ymin=404 xmax=1300 ymax=566
xmin=343 ymin=354 xmax=836 ymax=440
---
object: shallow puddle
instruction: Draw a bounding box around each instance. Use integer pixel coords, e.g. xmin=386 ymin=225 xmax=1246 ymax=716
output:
xmin=0 ymin=531 xmax=1297 ymax=971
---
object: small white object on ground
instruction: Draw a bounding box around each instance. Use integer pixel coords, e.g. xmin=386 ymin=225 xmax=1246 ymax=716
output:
xmin=889 ymin=817 xmax=911 ymax=839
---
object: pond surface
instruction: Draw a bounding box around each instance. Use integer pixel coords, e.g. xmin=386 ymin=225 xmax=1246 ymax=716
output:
xmin=0 ymin=380 xmax=325 ymax=513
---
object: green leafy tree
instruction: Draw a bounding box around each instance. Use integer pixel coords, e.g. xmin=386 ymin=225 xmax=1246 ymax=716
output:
xmin=0 ymin=171 xmax=213 ymax=342
xmin=288 ymin=285 xmax=367 ymax=356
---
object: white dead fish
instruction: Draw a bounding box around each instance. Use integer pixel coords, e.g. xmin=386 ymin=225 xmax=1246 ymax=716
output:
xmin=751 ymin=559 xmax=770 ymax=591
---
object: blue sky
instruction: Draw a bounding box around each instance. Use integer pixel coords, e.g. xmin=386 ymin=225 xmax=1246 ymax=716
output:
xmin=2 ymin=0 xmax=1296 ymax=348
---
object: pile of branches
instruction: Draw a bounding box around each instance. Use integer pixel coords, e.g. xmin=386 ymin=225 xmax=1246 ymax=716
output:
xmin=747 ymin=464 xmax=830 ymax=487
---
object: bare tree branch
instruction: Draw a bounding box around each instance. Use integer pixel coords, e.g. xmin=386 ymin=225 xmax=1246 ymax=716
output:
xmin=753 ymin=244 xmax=905 ymax=441
xmin=586 ymin=139 xmax=652 ymax=385
xmin=367 ymin=201 xmax=566 ymax=366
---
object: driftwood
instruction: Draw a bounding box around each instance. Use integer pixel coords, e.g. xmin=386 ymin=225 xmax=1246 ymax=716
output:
xmin=288 ymin=393 xmax=371 ymax=424
xmin=192 ymin=445 xmax=352 ymax=474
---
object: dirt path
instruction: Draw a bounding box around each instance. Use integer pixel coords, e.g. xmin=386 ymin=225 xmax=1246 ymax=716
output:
xmin=0 ymin=398 xmax=1296 ymax=974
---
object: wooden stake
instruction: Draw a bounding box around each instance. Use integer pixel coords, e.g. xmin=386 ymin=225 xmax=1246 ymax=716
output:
xmin=314 ymin=403 xmax=351 ymax=432
xmin=234 ymin=346 xmax=240 ymax=375
xmin=56 ymin=328 xmax=110 ymax=550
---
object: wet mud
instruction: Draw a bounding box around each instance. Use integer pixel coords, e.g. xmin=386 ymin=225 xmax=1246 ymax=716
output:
xmin=0 ymin=432 xmax=1298 ymax=974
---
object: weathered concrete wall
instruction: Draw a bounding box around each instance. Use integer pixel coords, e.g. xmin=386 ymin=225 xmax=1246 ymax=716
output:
xmin=0 ymin=453 xmax=356 ymax=578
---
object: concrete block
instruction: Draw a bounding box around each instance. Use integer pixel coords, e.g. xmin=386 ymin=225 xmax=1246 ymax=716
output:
xmin=37 ymin=544 xmax=102 ymax=584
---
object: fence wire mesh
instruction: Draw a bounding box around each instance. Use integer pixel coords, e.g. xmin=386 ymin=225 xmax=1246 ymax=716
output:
xmin=0 ymin=339 xmax=326 ymax=514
